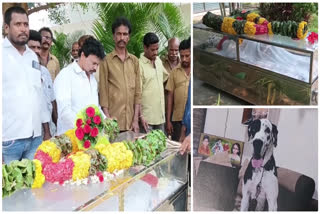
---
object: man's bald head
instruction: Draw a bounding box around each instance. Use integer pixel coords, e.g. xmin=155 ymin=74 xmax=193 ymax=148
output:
xmin=167 ymin=37 xmax=180 ymax=62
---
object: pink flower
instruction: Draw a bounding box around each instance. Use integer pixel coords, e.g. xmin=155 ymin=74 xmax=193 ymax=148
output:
xmin=90 ymin=127 xmax=99 ymax=137
xmin=84 ymin=140 xmax=91 ymax=149
xmin=93 ymin=115 xmax=101 ymax=125
xmin=86 ymin=119 xmax=92 ymax=125
xmin=76 ymin=119 xmax=83 ymax=127
xmin=99 ymin=175 xmax=104 ymax=182
xmin=75 ymin=128 xmax=84 ymax=140
xmin=308 ymin=32 xmax=318 ymax=44
xmin=83 ymin=124 xmax=91 ymax=134
xmin=86 ymin=107 xmax=95 ymax=117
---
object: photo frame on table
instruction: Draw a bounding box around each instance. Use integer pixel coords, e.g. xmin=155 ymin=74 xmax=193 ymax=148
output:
xmin=198 ymin=133 xmax=244 ymax=166
xmin=242 ymin=108 xmax=269 ymax=125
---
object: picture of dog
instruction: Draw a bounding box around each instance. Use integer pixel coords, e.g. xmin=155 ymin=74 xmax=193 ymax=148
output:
xmin=241 ymin=119 xmax=279 ymax=211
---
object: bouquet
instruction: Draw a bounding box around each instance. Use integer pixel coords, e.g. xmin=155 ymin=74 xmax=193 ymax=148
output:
xmin=75 ymin=105 xmax=104 ymax=150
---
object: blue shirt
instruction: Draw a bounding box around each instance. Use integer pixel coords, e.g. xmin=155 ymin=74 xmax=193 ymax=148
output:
xmin=182 ymin=81 xmax=191 ymax=136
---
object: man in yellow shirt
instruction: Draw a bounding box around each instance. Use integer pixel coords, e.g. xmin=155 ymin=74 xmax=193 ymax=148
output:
xmin=165 ymin=38 xmax=191 ymax=141
xmin=39 ymin=27 xmax=60 ymax=81
xmin=139 ymin=32 xmax=168 ymax=132
xmin=99 ymin=17 xmax=141 ymax=133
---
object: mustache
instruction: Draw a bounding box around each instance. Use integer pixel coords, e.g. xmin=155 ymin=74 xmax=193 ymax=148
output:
xmin=117 ymin=40 xmax=126 ymax=44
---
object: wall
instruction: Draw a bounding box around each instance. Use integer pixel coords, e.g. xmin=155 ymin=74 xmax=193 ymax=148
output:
xmin=204 ymin=108 xmax=247 ymax=141
xmin=274 ymin=108 xmax=318 ymax=199
xmin=203 ymin=108 xmax=318 ymax=199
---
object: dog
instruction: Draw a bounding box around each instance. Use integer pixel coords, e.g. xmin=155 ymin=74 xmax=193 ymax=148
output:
xmin=240 ymin=119 xmax=279 ymax=211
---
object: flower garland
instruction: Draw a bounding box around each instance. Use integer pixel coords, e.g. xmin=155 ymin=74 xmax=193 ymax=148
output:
xmin=244 ymin=21 xmax=256 ymax=36
xmin=95 ymin=142 xmax=133 ymax=173
xmin=31 ymin=160 xmax=45 ymax=188
xmin=246 ymin=13 xmax=260 ymax=23
xmin=297 ymin=21 xmax=308 ymax=39
xmin=267 ymin=23 xmax=273 ymax=35
xmin=203 ymin=11 xmax=309 ymax=40
xmin=36 ymin=140 xmax=61 ymax=163
xmin=69 ymin=152 xmax=91 ymax=181
xmin=221 ymin=17 xmax=237 ymax=35
xmin=204 ymin=12 xmax=267 ymax=37
xmin=268 ymin=20 xmax=308 ymax=39
xmin=64 ymin=129 xmax=79 ymax=153
xmin=2 ymin=105 xmax=168 ymax=198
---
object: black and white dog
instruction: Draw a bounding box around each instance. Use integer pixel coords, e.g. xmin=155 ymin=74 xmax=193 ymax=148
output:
xmin=241 ymin=119 xmax=279 ymax=211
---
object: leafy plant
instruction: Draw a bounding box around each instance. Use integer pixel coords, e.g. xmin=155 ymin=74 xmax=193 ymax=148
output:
xmin=259 ymin=3 xmax=318 ymax=23
xmin=92 ymin=3 xmax=189 ymax=58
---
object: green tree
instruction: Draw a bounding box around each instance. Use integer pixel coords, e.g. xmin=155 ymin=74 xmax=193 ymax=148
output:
xmin=92 ymin=3 xmax=190 ymax=57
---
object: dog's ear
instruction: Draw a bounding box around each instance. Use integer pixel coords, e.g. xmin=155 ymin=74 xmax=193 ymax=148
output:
xmin=247 ymin=119 xmax=260 ymax=140
xmin=272 ymin=123 xmax=278 ymax=147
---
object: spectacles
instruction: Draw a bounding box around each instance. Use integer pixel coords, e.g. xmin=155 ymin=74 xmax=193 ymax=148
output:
xmin=42 ymin=36 xmax=52 ymax=41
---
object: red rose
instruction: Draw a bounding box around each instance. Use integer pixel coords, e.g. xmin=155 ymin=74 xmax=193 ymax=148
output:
xmin=308 ymin=32 xmax=318 ymax=44
xmin=75 ymin=128 xmax=84 ymax=140
xmin=76 ymin=119 xmax=83 ymax=127
xmin=83 ymin=124 xmax=91 ymax=134
xmin=236 ymin=17 xmax=243 ymax=21
xmin=90 ymin=127 xmax=99 ymax=137
xmin=84 ymin=140 xmax=91 ymax=149
xmin=99 ymin=175 xmax=104 ymax=182
xmin=93 ymin=115 xmax=101 ymax=125
xmin=86 ymin=107 xmax=95 ymax=117
xmin=86 ymin=119 xmax=92 ymax=125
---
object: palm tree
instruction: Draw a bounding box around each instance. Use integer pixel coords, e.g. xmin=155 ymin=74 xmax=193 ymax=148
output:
xmin=92 ymin=3 xmax=190 ymax=57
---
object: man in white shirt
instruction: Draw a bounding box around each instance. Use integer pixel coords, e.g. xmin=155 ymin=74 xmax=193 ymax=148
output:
xmin=2 ymin=6 xmax=49 ymax=164
xmin=54 ymin=37 xmax=106 ymax=135
xmin=28 ymin=29 xmax=58 ymax=138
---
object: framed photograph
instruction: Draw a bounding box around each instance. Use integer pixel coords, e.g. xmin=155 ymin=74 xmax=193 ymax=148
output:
xmin=198 ymin=133 xmax=244 ymax=166
xmin=242 ymin=108 xmax=269 ymax=125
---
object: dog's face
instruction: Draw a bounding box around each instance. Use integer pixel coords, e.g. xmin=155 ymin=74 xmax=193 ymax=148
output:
xmin=248 ymin=119 xmax=278 ymax=160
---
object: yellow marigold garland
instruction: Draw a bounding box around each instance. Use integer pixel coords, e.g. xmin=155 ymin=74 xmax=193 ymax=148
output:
xmin=64 ymin=129 xmax=79 ymax=153
xmin=221 ymin=17 xmax=237 ymax=35
xmin=247 ymin=13 xmax=260 ymax=22
xmin=244 ymin=21 xmax=256 ymax=36
xmin=267 ymin=23 xmax=273 ymax=35
xmin=32 ymin=160 xmax=45 ymax=188
xmin=69 ymin=151 xmax=91 ymax=181
xmin=36 ymin=140 xmax=61 ymax=163
xmin=297 ymin=21 xmax=308 ymax=39
xmin=96 ymin=143 xmax=133 ymax=173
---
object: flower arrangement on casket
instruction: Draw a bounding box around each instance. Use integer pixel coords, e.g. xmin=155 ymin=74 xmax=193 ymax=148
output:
xmin=2 ymin=105 xmax=168 ymax=198
xmin=202 ymin=11 xmax=309 ymax=39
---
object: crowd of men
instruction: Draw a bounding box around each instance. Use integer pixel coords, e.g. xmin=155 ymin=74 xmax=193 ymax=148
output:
xmin=2 ymin=6 xmax=191 ymax=164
